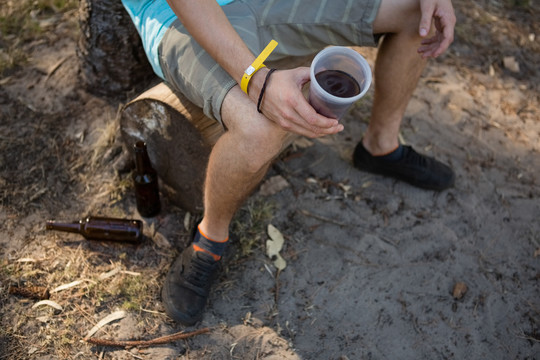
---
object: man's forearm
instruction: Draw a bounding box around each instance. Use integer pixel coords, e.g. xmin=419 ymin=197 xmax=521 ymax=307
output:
xmin=166 ymin=0 xmax=255 ymax=86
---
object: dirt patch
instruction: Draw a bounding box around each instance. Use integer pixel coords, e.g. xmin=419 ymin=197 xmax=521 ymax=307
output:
xmin=1 ymin=0 xmax=539 ymax=359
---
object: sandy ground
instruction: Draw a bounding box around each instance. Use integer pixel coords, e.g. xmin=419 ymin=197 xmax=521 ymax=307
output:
xmin=1 ymin=1 xmax=539 ymax=359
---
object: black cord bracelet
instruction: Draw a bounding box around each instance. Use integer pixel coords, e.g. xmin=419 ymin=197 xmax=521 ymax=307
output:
xmin=257 ymin=68 xmax=277 ymax=113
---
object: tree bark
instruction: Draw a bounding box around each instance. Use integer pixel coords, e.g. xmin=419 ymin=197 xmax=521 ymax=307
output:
xmin=77 ymin=0 xmax=155 ymax=98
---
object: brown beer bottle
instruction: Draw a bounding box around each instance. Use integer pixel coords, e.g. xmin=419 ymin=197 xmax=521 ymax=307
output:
xmin=46 ymin=216 xmax=143 ymax=243
xmin=132 ymin=141 xmax=161 ymax=217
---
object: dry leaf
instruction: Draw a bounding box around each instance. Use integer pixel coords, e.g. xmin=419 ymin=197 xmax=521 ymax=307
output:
xmin=259 ymin=175 xmax=289 ymax=196
xmin=148 ymin=221 xmax=156 ymax=237
xmin=266 ymin=224 xmax=287 ymax=270
xmin=121 ymin=270 xmax=141 ymax=276
xmin=184 ymin=212 xmax=191 ymax=232
xmin=85 ymin=310 xmax=127 ymax=339
xmin=99 ymin=267 xmax=121 ymax=280
xmin=452 ymin=282 xmax=468 ymax=300
xmin=0 ymin=76 xmax=13 ymax=86
xmin=361 ymin=181 xmax=373 ymax=189
xmin=51 ymin=279 xmax=96 ymax=293
xmin=152 ymin=232 xmax=172 ymax=249
xmin=503 ymin=56 xmax=520 ymax=73
xmin=292 ymin=137 xmax=313 ymax=149
xmin=32 ymin=300 xmax=63 ymax=311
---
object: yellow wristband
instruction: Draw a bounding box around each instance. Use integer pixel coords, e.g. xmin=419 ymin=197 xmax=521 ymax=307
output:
xmin=240 ymin=39 xmax=278 ymax=94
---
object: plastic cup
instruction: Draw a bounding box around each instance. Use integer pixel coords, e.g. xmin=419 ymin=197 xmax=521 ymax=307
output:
xmin=309 ymin=46 xmax=372 ymax=119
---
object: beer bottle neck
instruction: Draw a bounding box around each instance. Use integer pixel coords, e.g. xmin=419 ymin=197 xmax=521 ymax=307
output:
xmin=45 ymin=220 xmax=82 ymax=234
xmin=133 ymin=141 xmax=152 ymax=174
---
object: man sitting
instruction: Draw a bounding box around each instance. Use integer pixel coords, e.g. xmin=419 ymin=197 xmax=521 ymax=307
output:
xmin=122 ymin=0 xmax=456 ymax=325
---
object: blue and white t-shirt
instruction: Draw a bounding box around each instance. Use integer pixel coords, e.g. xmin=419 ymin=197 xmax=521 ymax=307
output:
xmin=121 ymin=0 xmax=234 ymax=79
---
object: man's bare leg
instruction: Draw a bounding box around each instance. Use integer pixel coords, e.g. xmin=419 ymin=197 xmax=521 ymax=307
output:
xmin=364 ymin=0 xmax=428 ymax=155
xmin=162 ymin=85 xmax=292 ymax=325
xmin=353 ymin=0 xmax=455 ymax=190
xmin=199 ymin=85 xmax=292 ymax=241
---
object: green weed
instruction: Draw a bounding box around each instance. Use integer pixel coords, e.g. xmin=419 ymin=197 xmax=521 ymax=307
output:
xmin=0 ymin=0 xmax=77 ymax=75
xmin=232 ymin=197 xmax=275 ymax=257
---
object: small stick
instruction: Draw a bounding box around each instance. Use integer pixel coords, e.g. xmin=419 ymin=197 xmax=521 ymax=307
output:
xmin=274 ymin=269 xmax=281 ymax=306
xmin=86 ymin=328 xmax=211 ymax=348
xmin=45 ymin=55 xmax=72 ymax=83
xmin=299 ymin=209 xmax=348 ymax=227
xmin=299 ymin=209 xmax=398 ymax=247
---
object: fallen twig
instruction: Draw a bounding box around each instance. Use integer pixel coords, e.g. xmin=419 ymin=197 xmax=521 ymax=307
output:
xmin=85 ymin=328 xmax=211 ymax=347
xmin=45 ymin=55 xmax=72 ymax=83
xmin=298 ymin=209 xmax=348 ymax=227
xmin=299 ymin=208 xmax=398 ymax=247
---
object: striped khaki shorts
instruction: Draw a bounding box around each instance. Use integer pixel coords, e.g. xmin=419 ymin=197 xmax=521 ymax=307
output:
xmin=159 ymin=0 xmax=381 ymax=123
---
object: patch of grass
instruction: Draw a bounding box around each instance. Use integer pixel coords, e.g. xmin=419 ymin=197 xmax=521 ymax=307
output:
xmin=0 ymin=9 xmax=41 ymax=40
xmin=504 ymin=0 xmax=532 ymax=8
xmin=36 ymin=0 xmax=77 ymax=12
xmin=0 ymin=258 xmax=15 ymax=279
xmin=109 ymin=176 xmax=133 ymax=203
xmin=90 ymin=117 xmax=119 ymax=168
xmin=232 ymin=197 xmax=275 ymax=257
xmin=122 ymin=300 xmax=140 ymax=311
xmin=2 ymin=252 xmax=163 ymax=357
xmin=454 ymin=21 xmax=489 ymax=47
xmin=105 ymin=272 xmax=159 ymax=311
xmin=0 ymin=0 xmax=78 ymax=76
xmin=0 ymin=1 xmax=47 ymax=41
xmin=0 ymin=47 xmax=28 ymax=75
xmin=0 ymin=327 xmax=26 ymax=360
xmin=116 ymin=275 xmax=148 ymax=300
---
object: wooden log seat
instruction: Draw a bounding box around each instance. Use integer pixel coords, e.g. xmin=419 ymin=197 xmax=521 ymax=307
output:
xmin=119 ymin=83 xmax=224 ymax=214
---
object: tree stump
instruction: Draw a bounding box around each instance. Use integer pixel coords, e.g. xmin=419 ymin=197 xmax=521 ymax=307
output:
xmin=77 ymin=0 xmax=155 ymax=97
xmin=120 ymin=83 xmax=224 ymax=213
xmin=77 ymin=0 xmax=221 ymax=213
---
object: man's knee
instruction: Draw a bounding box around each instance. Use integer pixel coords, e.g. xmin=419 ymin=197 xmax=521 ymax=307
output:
xmin=374 ymin=0 xmax=422 ymax=35
xmin=221 ymin=87 xmax=290 ymax=173
xmin=234 ymin=121 xmax=290 ymax=173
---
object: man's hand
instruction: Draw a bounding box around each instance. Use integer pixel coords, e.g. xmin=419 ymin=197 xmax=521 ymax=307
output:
xmin=417 ymin=0 xmax=456 ymax=58
xmin=254 ymin=67 xmax=344 ymax=138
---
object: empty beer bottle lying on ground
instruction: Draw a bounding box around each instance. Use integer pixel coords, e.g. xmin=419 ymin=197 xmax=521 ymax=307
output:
xmin=46 ymin=216 xmax=143 ymax=243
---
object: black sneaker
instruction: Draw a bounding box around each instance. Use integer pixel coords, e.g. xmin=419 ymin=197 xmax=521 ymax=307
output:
xmin=353 ymin=142 xmax=455 ymax=191
xmin=161 ymin=244 xmax=220 ymax=325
